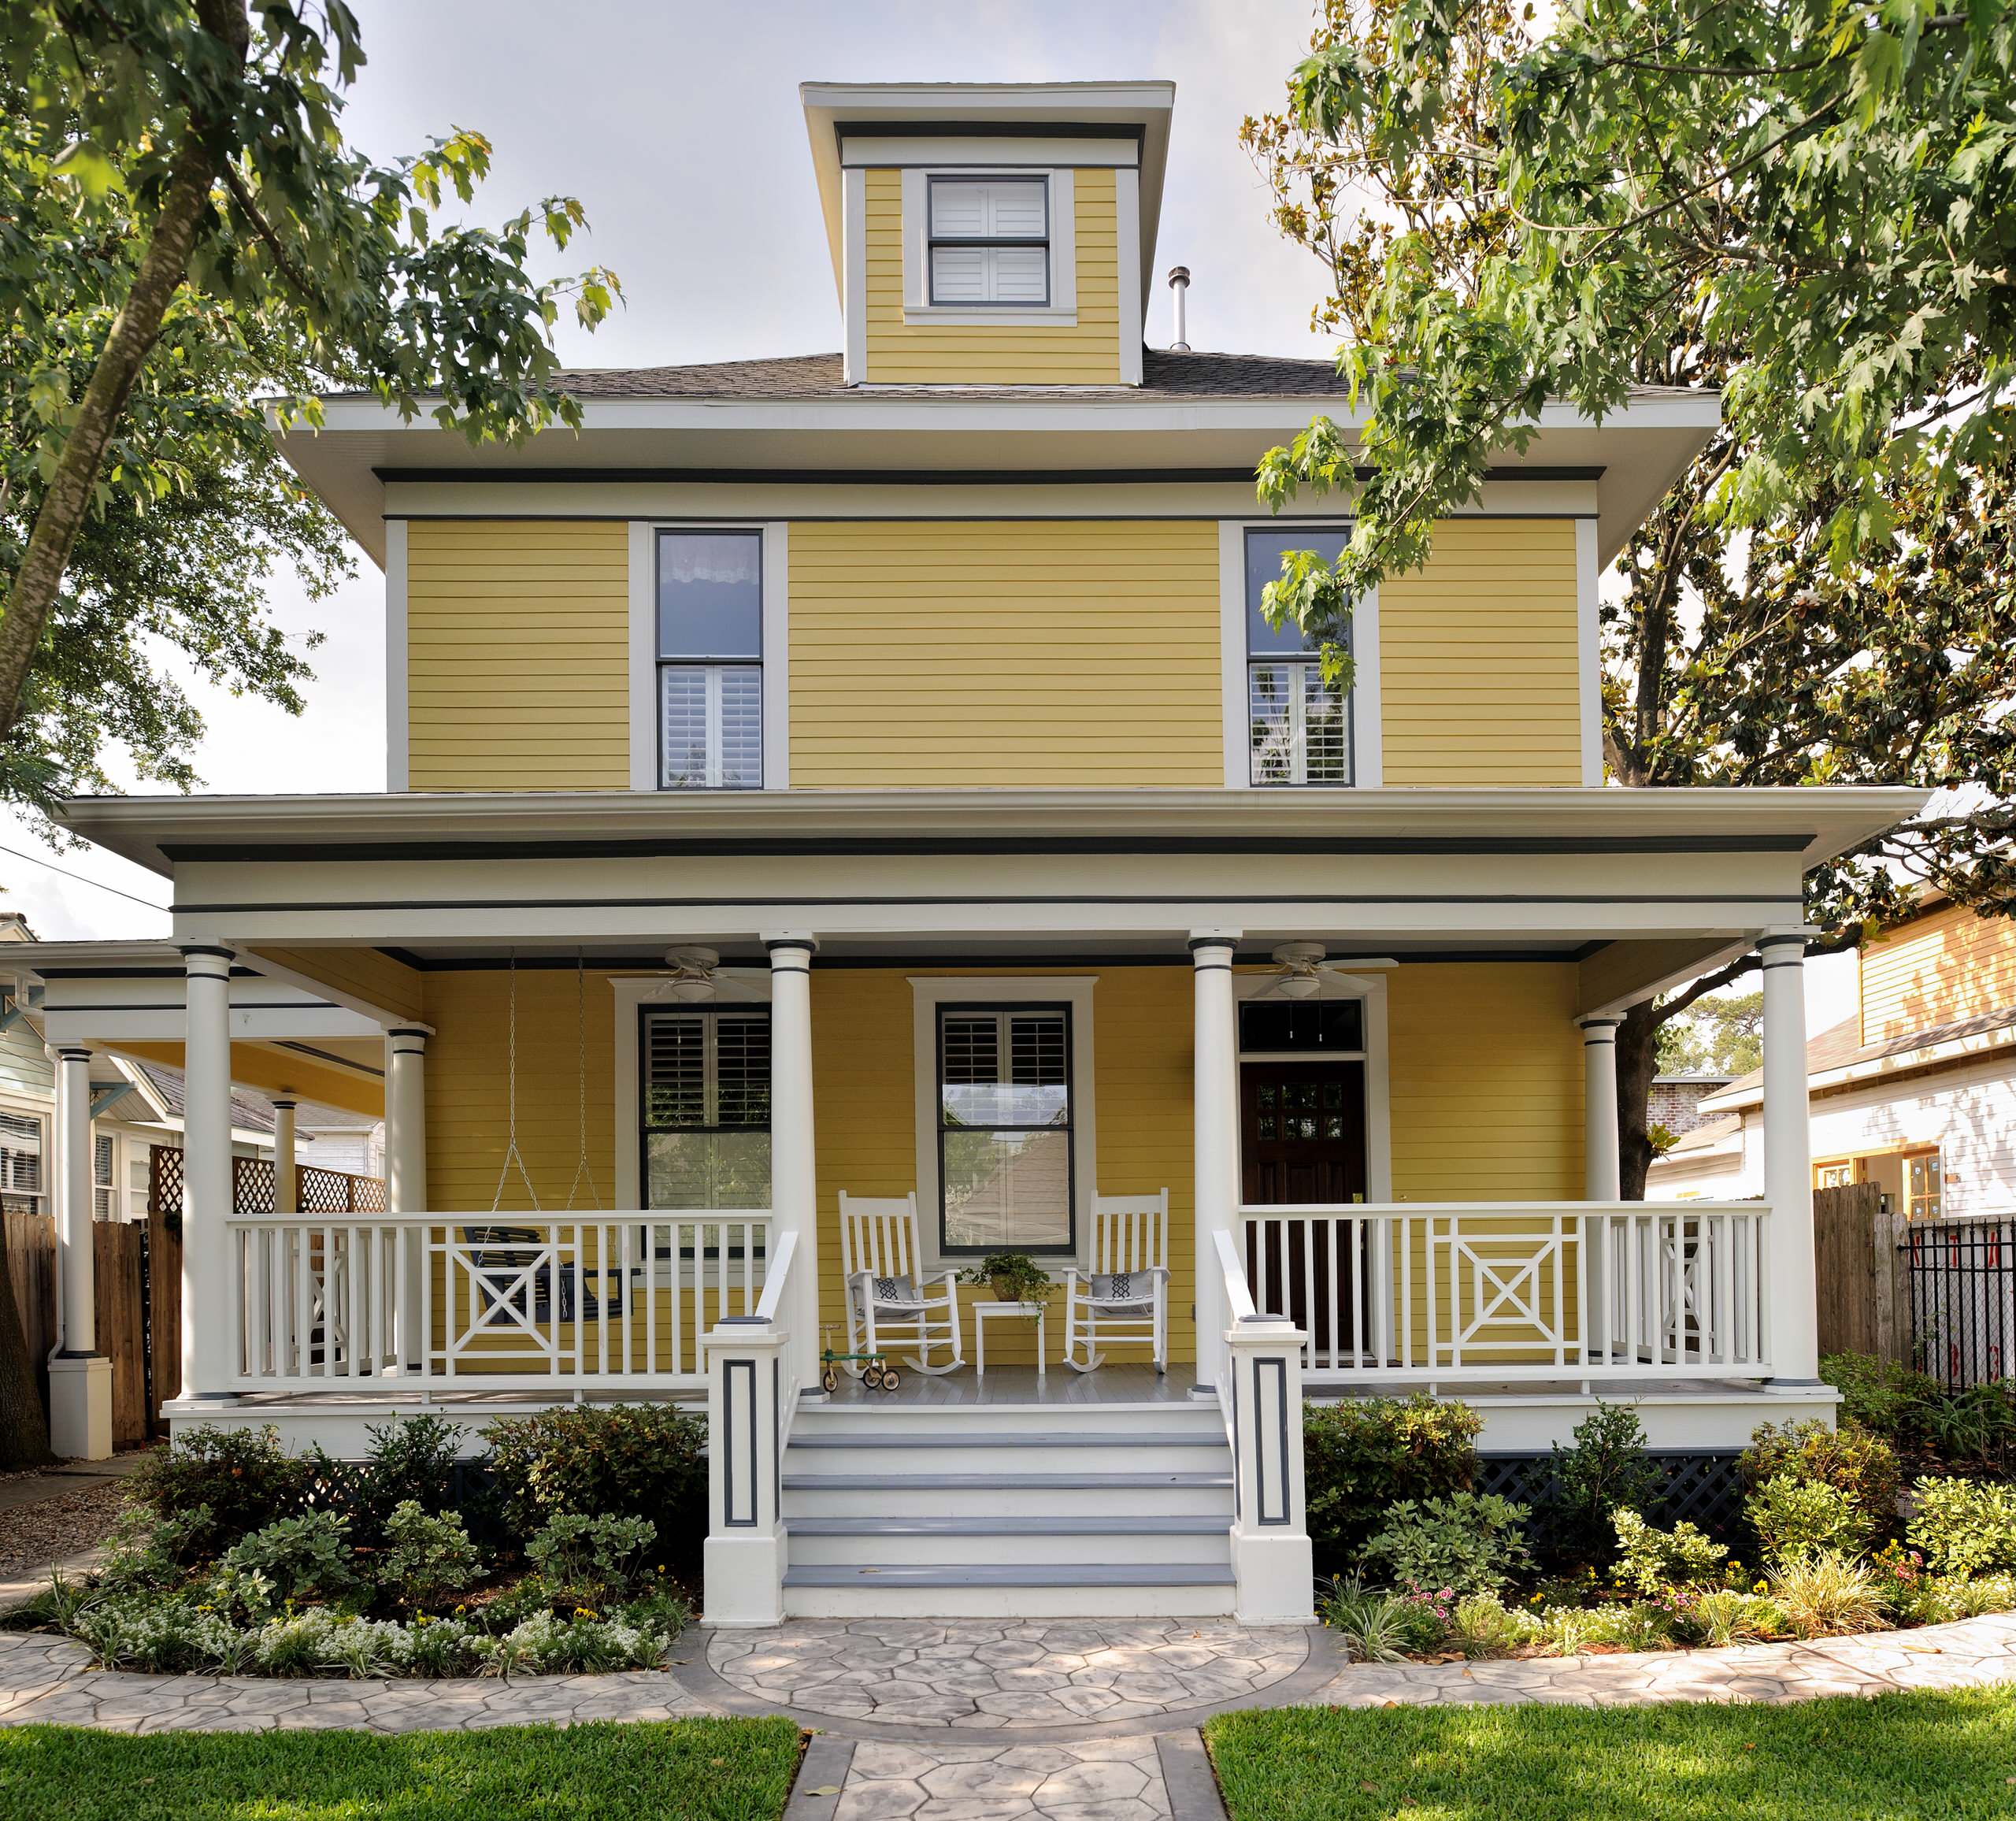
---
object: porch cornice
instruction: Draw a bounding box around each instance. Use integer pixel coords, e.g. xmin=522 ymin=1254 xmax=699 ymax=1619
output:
xmin=59 ymin=784 xmax=1929 ymax=878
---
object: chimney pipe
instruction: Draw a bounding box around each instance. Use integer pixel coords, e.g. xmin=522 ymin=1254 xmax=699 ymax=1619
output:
xmin=1167 ymin=265 xmax=1191 ymax=351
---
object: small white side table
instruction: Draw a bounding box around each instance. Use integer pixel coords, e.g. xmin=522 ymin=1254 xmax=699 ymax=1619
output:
xmin=973 ymin=1300 xmax=1046 ymax=1381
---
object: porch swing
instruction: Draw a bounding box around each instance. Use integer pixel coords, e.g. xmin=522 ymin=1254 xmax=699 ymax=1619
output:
xmin=465 ymin=953 xmax=621 ymax=1330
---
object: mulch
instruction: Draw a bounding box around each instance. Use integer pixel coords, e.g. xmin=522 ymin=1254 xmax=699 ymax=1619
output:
xmin=0 ymin=1478 xmax=130 ymax=1579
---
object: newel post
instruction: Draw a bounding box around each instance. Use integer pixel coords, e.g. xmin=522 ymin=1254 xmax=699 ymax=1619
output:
xmin=1225 ymin=1311 xmax=1314 ymax=1626
xmin=702 ymin=1315 xmax=789 ymax=1626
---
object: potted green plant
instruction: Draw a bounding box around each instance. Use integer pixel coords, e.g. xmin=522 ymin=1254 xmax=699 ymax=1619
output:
xmin=957 ymin=1252 xmax=1054 ymax=1319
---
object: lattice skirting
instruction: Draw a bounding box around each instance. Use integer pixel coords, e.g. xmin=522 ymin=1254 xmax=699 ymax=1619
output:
xmin=1476 ymin=1448 xmax=1748 ymax=1542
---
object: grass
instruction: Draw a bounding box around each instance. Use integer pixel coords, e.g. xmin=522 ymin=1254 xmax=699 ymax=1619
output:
xmin=0 ymin=1716 xmax=804 ymax=1821
xmin=1205 ymin=1689 xmax=2016 ymax=1821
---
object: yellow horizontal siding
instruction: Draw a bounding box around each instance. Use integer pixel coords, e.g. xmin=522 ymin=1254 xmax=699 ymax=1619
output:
xmin=406 ymin=519 xmax=628 ymax=790
xmin=1381 ymin=519 xmax=1584 ymax=785
xmin=862 ymin=167 xmax=1124 ymax=385
xmin=1860 ymin=903 xmax=2016 ymax=1045
xmin=787 ymin=519 xmax=1221 ymax=786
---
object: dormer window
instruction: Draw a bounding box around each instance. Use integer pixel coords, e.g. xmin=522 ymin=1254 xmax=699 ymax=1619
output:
xmin=928 ymin=177 xmax=1049 ymax=306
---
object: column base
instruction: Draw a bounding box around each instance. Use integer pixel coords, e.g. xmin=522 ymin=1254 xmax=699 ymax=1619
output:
xmin=702 ymin=1532 xmax=788 ymax=1627
xmin=1229 ymin=1529 xmax=1316 ymax=1626
xmin=48 ymin=1355 xmax=113 ymax=1461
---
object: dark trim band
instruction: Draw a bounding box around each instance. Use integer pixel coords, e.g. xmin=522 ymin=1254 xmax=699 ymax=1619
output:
xmin=374 ymin=464 xmax=1606 ymax=488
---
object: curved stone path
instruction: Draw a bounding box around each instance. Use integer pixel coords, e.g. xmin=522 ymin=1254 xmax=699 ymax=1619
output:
xmin=1 ymin=1612 xmax=2012 ymax=1819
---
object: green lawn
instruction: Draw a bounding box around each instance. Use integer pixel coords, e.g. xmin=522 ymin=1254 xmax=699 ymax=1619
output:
xmin=1205 ymin=1689 xmax=2015 ymax=1821
xmin=0 ymin=1716 xmax=803 ymax=1821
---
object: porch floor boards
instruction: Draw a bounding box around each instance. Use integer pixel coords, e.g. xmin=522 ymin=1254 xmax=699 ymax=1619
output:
xmin=821 ymin=1362 xmax=1194 ymax=1407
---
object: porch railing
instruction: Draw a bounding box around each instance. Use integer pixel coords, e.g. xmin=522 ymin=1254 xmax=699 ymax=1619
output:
xmin=224 ymin=1211 xmax=772 ymax=1392
xmin=1240 ymin=1200 xmax=1771 ymax=1383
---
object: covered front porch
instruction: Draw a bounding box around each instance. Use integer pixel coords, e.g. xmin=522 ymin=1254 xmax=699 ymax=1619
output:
xmin=40 ymin=782 xmax=1917 ymax=1620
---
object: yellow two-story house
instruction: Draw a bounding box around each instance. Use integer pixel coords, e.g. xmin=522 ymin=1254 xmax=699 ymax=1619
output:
xmin=14 ymin=81 xmax=1922 ymax=1626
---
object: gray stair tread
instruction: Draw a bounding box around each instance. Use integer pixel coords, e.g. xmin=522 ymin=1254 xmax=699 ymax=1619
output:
xmin=784 ymin=1471 xmax=1233 ymax=1491
xmin=790 ymin=1430 xmax=1221 ymax=1449
xmin=784 ymin=1563 xmax=1237 ymax=1589
xmin=786 ymin=1515 xmax=1228 ymax=1536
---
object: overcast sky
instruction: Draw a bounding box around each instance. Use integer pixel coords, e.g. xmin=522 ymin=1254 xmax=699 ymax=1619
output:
xmin=5 ymin=0 xmax=1855 ymax=1025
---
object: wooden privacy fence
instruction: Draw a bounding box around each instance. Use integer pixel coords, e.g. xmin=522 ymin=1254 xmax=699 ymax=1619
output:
xmin=1814 ymin=1181 xmax=1912 ymax=1363
xmin=2 ymin=1210 xmax=179 ymax=1448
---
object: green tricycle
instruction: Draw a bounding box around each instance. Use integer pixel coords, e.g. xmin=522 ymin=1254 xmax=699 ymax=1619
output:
xmin=819 ymin=1328 xmax=900 ymax=1393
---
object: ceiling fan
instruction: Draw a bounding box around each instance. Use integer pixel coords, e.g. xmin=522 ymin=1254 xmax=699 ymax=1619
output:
xmin=1258 ymin=941 xmax=1354 ymax=1000
xmin=661 ymin=947 xmax=767 ymax=1003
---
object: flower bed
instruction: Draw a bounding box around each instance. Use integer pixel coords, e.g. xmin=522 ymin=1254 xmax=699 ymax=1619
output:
xmin=2 ymin=1407 xmax=706 ymax=1678
xmin=1308 ymin=1370 xmax=2016 ymax=1665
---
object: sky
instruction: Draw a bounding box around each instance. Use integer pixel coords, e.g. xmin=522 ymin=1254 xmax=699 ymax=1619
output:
xmin=2 ymin=0 xmax=1857 ymax=1029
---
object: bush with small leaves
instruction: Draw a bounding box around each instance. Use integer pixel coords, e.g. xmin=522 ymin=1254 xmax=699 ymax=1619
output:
xmin=482 ymin=1404 xmax=705 ymax=1570
xmin=1549 ymin=1400 xmax=1663 ymax=1558
xmin=1747 ymin=1472 xmax=1862 ymax=1567
xmin=1740 ymin=1419 xmax=1899 ymax=1546
xmin=306 ymin=1414 xmax=474 ymax=1548
xmin=1363 ymin=1491 xmax=1533 ymax=1597
xmin=1303 ymin=1395 xmax=1481 ymax=1568
xmin=376 ymin=1500 xmax=484 ymax=1611
xmin=1906 ymin=1475 xmax=2016 ymax=1576
xmin=93 ymin=1504 xmax=216 ymax=1594
xmin=126 ymin=1426 xmax=309 ymax=1557
xmin=1611 ymin=1508 xmax=1730 ymax=1596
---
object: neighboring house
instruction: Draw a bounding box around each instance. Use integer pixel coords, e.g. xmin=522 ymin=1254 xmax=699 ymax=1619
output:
xmin=0 ymin=80 xmax=1924 ymax=1626
xmin=1650 ymin=896 xmax=2016 ymax=1217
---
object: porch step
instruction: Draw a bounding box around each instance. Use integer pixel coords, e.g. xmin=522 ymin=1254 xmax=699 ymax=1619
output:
xmin=784 ymin=1431 xmax=1228 ymax=1478
xmin=786 ymin=1511 xmax=1230 ymax=1567
xmin=780 ymin=1561 xmax=1238 ymax=1619
xmin=784 ymin=1563 xmax=1235 ymax=1589
xmin=788 ymin=1429 xmax=1213 ymax=1448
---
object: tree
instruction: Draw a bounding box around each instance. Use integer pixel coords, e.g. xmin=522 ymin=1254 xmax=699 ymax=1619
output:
xmin=1243 ymin=0 xmax=2016 ymax=1193
xmin=1657 ymin=991 xmax=1763 ymax=1077
xmin=0 ymin=1 xmax=620 ymax=1467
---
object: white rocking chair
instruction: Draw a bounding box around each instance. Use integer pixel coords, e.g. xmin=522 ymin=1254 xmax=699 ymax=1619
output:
xmin=1063 ymin=1189 xmax=1169 ymax=1373
xmin=838 ymin=1190 xmax=965 ymax=1376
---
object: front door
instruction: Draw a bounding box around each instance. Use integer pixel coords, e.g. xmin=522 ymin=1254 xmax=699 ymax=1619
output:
xmin=1240 ymin=1059 xmax=1369 ymax=1359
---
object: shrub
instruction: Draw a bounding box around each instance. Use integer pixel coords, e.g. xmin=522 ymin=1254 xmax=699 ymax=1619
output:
xmin=213 ymin=1509 xmax=365 ymax=1615
xmin=1447 ymin=1592 xmax=1542 ymax=1659
xmin=1314 ymin=1577 xmax=1423 ymax=1661
xmin=125 ymin=1426 xmax=309 ymax=1556
xmin=94 ymin=1504 xmax=217 ymax=1593
xmin=1821 ymin=1353 xmax=1940 ymax=1448
xmin=1303 ymin=1395 xmax=1480 ymax=1565
xmin=524 ymin=1512 xmax=659 ymax=1611
xmin=466 ymin=1609 xmax=673 ymax=1677
xmin=1364 ymin=1491 xmax=1533 ymax=1597
xmin=1548 ymin=1400 xmax=1663 ymax=1558
xmin=1906 ymin=1475 xmax=2016 ymax=1575
xmin=1770 ymin=1550 xmax=1889 ymax=1638
xmin=1684 ymin=1588 xmax=1787 ymax=1647
xmin=1747 ymin=1473 xmax=1862 ymax=1567
xmin=483 ymin=1404 xmax=706 ymax=1567
xmin=1740 ymin=1419 xmax=1899 ymax=1545
xmin=1610 ymin=1509 xmax=1729 ymax=1596
xmin=376 ymin=1501 xmax=484 ymax=1611
xmin=306 ymin=1415 xmax=472 ymax=1547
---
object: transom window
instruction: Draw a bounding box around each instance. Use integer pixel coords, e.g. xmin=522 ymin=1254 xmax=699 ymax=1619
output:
xmin=936 ymin=1005 xmax=1073 ymax=1252
xmin=658 ymin=529 xmax=762 ymax=790
xmin=928 ymin=176 xmax=1049 ymax=306
xmin=639 ymin=1007 xmax=771 ymax=1208
xmin=1245 ymin=527 xmax=1353 ymax=787
xmin=0 ymin=1110 xmax=44 ymax=1216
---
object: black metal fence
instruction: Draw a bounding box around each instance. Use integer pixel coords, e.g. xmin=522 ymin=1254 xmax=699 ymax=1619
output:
xmin=1906 ymin=1215 xmax=2016 ymax=1389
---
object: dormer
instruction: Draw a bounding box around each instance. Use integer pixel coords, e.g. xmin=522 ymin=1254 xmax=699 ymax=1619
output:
xmin=802 ymin=80 xmax=1174 ymax=387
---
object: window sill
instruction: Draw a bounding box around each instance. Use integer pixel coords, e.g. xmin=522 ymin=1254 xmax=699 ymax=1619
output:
xmin=902 ymin=306 xmax=1079 ymax=328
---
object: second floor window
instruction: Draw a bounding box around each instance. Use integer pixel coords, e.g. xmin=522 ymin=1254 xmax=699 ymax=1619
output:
xmin=658 ymin=529 xmax=762 ymax=789
xmin=1246 ymin=527 xmax=1353 ymax=788
xmin=928 ymin=176 xmax=1049 ymax=306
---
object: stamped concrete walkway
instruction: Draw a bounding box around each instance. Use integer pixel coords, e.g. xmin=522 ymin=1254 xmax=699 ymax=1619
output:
xmin=1 ymin=1611 xmax=2013 ymax=1819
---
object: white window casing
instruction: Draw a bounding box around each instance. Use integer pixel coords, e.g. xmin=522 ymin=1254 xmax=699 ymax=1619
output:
xmin=384 ymin=518 xmax=408 ymax=791
xmin=901 ymin=167 xmax=1077 ymax=325
xmin=910 ymin=975 xmax=1097 ymax=1276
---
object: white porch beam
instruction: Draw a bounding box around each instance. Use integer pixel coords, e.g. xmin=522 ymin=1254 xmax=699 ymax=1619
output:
xmin=1760 ymin=933 xmax=1818 ymax=1385
xmin=48 ymin=1042 xmax=111 ymax=1459
xmin=765 ymin=934 xmax=822 ymax=1386
xmin=177 ymin=945 xmax=235 ymax=1402
xmin=1190 ymin=929 xmax=1241 ymax=1396
xmin=1577 ymin=1016 xmax=1622 ymax=1201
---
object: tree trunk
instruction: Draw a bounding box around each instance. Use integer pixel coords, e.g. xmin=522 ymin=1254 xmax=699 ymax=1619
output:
xmin=0 ymin=1229 xmax=52 ymax=1469
xmin=1615 ymin=999 xmax=1663 ymax=1201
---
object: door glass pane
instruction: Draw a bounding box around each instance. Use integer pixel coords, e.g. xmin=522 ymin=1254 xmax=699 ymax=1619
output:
xmin=941 ymin=1129 xmax=1070 ymax=1249
xmin=658 ymin=531 xmax=761 ymax=658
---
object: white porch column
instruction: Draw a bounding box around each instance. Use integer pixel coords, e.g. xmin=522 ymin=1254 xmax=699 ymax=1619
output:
xmin=385 ymin=1028 xmax=428 ymax=1370
xmin=1578 ymin=1016 xmax=1622 ymax=1201
xmin=1191 ymin=929 xmax=1242 ymax=1396
xmin=271 ymin=1099 xmax=298 ymax=1215
xmin=1760 ymin=932 xmax=1818 ymax=1384
xmin=765 ymin=935 xmax=821 ymax=1385
xmin=48 ymin=1043 xmax=110 ymax=1458
xmin=178 ymin=944 xmax=235 ymax=1400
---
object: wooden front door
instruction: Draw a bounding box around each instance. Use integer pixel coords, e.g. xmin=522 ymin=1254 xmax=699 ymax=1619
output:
xmin=1240 ymin=1059 xmax=1369 ymax=1358
xmin=1240 ymin=1060 xmax=1367 ymax=1206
